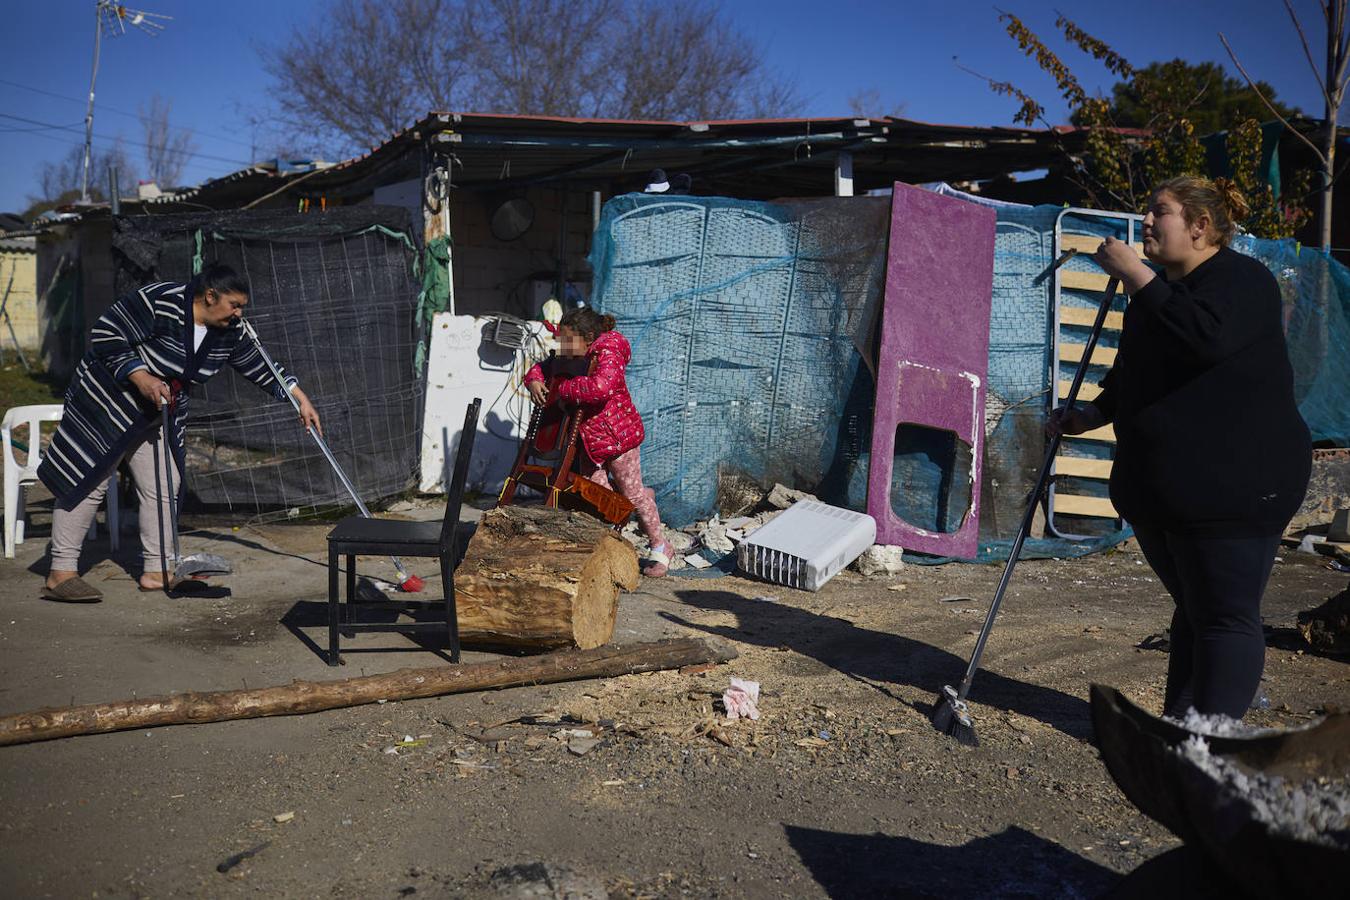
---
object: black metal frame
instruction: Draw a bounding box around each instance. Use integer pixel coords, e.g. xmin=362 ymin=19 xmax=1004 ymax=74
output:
xmin=324 ymin=399 xmax=480 ymax=666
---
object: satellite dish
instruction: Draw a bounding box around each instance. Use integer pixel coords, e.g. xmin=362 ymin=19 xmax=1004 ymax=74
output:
xmin=490 ymin=197 xmax=534 ymax=242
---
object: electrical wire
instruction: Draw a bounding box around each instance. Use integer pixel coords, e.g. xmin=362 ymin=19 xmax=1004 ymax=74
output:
xmin=0 ymin=75 xmax=257 ymax=151
xmin=0 ymin=111 xmax=254 ymax=168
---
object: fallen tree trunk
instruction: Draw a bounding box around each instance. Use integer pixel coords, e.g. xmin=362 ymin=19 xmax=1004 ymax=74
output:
xmin=455 ymin=505 xmax=639 ymax=651
xmin=0 ymin=637 xmax=737 ymax=747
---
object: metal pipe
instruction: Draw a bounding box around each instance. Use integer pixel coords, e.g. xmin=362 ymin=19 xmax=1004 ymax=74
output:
xmin=240 ymin=320 xmax=418 ymax=587
xmin=80 ymin=4 xmax=104 ymax=202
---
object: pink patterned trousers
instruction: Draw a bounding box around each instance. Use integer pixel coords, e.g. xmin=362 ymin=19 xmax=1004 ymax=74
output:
xmin=582 ymin=447 xmax=665 ymax=547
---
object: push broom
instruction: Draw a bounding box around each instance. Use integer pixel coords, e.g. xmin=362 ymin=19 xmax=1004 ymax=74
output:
xmin=240 ymin=319 xmax=424 ymax=593
xmin=931 ymin=252 xmax=1117 ymax=746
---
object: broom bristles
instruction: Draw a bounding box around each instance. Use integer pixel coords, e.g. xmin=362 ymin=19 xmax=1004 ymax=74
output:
xmin=931 ymin=686 xmax=979 ymax=747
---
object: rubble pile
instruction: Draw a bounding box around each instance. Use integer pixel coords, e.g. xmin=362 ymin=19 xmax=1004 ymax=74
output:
xmin=621 ymin=482 xmax=904 ymax=577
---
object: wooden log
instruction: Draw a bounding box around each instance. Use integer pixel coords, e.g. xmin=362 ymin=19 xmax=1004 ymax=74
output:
xmin=0 ymin=637 xmax=738 ymax=747
xmin=455 ymin=505 xmax=639 ymax=651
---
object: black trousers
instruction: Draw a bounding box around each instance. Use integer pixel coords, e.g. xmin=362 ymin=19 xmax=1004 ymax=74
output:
xmin=1132 ymin=524 xmax=1281 ymax=719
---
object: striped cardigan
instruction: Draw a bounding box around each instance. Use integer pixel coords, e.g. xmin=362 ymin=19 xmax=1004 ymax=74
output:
xmin=39 ymin=281 xmax=297 ymax=508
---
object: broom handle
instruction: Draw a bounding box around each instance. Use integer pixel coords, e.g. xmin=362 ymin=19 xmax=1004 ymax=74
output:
xmin=954 ymin=277 xmax=1121 ymax=701
xmin=240 ymin=320 xmax=414 ymax=581
xmin=160 ymin=398 xmax=182 ymax=563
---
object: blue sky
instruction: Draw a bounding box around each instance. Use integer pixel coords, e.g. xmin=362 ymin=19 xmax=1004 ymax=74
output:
xmin=0 ymin=0 xmax=1326 ymax=214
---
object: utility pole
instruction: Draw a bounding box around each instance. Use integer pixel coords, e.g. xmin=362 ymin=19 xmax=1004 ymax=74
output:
xmin=80 ymin=1 xmax=172 ymax=202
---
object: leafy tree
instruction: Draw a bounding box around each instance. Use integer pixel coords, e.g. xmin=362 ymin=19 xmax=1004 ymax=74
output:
xmin=972 ymin=13 xmax=1312 ymax=239
xmin=1074 ymin=60 xmax=1302 ymax=135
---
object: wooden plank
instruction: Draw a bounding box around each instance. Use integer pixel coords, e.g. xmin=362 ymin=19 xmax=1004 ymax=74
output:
xmin=1060 ymin=269 xmax=1113 ymax=293
xmin=1058 ymin=379 xmax=1102 ymax=400
xmin=0 ymin=638 xmax=739 ymax=747
xmin=1068 ymin=424 xmax=1117 ymax=443
xmin=1054 ymin=456 xmax=1114 ymax=479
xmin=1060 ymin=234 xmax=1144 ymax=256
xmin=1059 ymin=341 xmax=1117 ymax=367
xmin=1059 ymin=306 xmax=1125 ymax=331
xmin=1052 ymin=493 xmax=1119 ymax=518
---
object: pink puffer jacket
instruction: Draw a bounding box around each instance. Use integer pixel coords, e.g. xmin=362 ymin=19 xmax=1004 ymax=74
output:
xmin=524 ymin=330 xmax=645 ymax=464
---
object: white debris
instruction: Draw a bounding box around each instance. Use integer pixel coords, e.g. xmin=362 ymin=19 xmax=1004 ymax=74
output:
xmin=698 ymin=520 xmax=735 ymax=555
xmin=854 ymin=544 xmax=907 ymax=577
xmin=766 ymin=483 xmax=817 ymax=509
xmin=1165 ymin=708 xmax=1285 ymax=738
xmin=662 ymin=530 xmax=697 ymax=553
xmin=1176 ymin=735 xmax=1350 ymax=848
xmin=684 ymin=554 xmax=712 ymax=569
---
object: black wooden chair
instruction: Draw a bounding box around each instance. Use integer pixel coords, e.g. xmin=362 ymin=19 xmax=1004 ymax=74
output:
xmin=324 ymin=399 xmax=481 ymax=666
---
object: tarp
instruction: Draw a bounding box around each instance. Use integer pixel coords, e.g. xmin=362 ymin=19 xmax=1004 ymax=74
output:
xmin=577 ymin=192 xmax=1350 ymax=561
xmin=111 ymin=207 xmax=426 ymax=516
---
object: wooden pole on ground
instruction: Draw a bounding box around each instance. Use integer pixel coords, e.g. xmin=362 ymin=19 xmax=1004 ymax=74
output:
xmin=0 ymin=638 xmax=737 ymax=747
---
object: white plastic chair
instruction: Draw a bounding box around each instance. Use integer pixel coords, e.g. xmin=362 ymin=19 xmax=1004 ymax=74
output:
xmin=2 ymin=404 xmax=119 ymax=559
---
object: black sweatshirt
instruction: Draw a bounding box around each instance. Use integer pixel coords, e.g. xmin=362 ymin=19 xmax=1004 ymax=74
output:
xmin=1091 ymin=245 xmax=1311 ymax=537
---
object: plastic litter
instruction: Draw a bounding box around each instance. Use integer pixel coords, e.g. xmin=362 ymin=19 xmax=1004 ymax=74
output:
xmin=722 ymin=678 xmax=761 ymax=721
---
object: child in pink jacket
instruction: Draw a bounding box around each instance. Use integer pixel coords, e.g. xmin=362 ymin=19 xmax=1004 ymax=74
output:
xmin=525 ymin=307 xmax=672 ymax=576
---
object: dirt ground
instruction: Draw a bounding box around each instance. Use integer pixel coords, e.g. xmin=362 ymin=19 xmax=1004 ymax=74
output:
xmin=0 ymin=495 xmax=1346 ymax=899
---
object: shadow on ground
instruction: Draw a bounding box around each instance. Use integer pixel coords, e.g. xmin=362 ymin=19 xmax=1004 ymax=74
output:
xmin=666 ymin=589 xmax=1094 ymax=740
xmin=785 ymin=824 xmax=1118 ymax=898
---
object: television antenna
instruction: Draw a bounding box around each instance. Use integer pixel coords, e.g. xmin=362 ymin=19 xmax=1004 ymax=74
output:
xmin=80 ymin=2 xmax=173 ymax=202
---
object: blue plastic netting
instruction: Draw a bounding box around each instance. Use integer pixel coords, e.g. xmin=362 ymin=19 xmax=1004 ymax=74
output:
xmin=591 ymin=192 xmax=1350 ymax=562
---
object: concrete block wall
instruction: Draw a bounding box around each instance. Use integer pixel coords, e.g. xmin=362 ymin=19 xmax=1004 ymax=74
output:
xmin=0 ymin=247 xmax=39 ymax=350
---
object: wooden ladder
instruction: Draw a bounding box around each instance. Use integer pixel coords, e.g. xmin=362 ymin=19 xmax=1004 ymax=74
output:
xmin=1048 ymin=234 xmax=1142 ymax=532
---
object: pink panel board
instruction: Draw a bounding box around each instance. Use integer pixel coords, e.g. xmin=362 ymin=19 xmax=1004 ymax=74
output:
xmin=867 ymin=183 xmax=995 ymax=557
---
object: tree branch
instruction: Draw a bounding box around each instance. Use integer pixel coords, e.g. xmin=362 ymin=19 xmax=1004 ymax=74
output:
xmin=1284 ymin=0 xmax=1337 ymax=109
xmin=1220 ymin=32 xmax=1328 ymax=162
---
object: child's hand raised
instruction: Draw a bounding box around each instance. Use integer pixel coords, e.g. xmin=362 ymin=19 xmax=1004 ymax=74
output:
xmin=527 ymin=380 xmax=549 ymax=407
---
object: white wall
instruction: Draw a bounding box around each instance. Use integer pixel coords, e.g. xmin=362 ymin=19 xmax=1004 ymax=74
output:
xmin=419 ymin=312 xmax=554 ymax=495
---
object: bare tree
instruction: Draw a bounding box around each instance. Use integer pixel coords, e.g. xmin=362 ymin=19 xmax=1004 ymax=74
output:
xmin=139 ymin=94 xmax=197 ymax=188
xmin=605 ymin=1 xmax=793 ymax=121
xmin=261 ymin=0 xmax=800 ymax=153
xmin=846 ymin=88 xmax=906 ymax=119
xmin=33 ymin=140 xmax=138 ymax=206
xmin=458 ymin=0 xmax=618 ymax=117
xmin=260 ymin=0 xmax=477 ymax=151
xmin=1221 ymin=0 xmax=1350 ymax=249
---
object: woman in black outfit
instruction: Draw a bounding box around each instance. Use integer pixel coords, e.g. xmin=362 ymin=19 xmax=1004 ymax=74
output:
xmin=1049 ymin=176 xmax=1311 ymax=719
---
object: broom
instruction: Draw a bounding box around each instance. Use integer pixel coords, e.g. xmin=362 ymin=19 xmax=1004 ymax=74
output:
xmin=240 ymin=319 xmax=424 ymax=593
xmin=931 ymin=263 xmax=1120 ymax=747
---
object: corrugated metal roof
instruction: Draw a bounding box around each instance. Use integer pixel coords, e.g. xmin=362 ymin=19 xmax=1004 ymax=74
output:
xmin=61 ymin=112 xmax=1135 ymax=214
xmin=0 ymin=233 xmax=37 ymax=252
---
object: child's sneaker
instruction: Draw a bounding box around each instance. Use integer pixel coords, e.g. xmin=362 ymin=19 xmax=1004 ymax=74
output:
xmin=643 ymin=541 xmax=671 ymax=578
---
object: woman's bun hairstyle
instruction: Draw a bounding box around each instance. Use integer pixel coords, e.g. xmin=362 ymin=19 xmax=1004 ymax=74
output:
xmin=1213 ymin=177 xmax=1252 ymax=223
xmin=1153 ymin=175 xmax=1248 ymax=246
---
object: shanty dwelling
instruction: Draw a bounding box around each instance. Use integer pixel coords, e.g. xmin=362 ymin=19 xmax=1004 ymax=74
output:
xmin=25 ymin=113 xmax=1345 ymax=554
xmin=28 ymin=114 xmax=1090 ymax=520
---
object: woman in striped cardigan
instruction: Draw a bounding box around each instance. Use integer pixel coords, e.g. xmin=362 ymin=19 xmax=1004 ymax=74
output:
xmin=37 ymin=263 xmax=321 ymax=601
